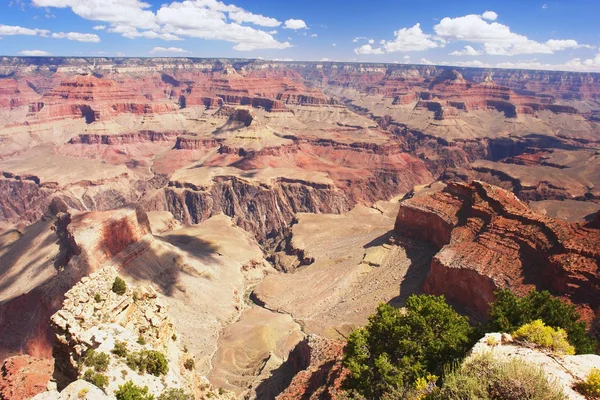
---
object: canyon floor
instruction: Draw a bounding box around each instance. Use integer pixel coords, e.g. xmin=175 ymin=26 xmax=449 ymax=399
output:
xmin=1 ymin=58 xmax=600 ymax=399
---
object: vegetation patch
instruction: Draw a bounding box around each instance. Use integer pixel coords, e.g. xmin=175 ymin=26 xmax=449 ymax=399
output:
xmin=83 ymin=369 xmax=109 ymax=390
xmin=83 ymin=349 xmax=110 ymax=372
xmin=576 ymin=368 xmax=600 ymax=398
xmin=513 ymin=320 xmax=575 ymax=355
xmin=112 ymin=341 xmax=129 ymax=357
xmin=126 ymin=350 xmax=169 ymax=376
xmin=487 ymin=290 xmax=595 ymax=354
xmin=434 ymin=352 xmax=565 ymax=400
xmin=112 ymin=276 xmax=127 ymax=296
xmin=343 ymin=294 xmax=475 ymax=399
xmin=158 ymin=388 xmax=192 ymax=400
xmin=115 ymin=381 xmax=155 ymax=400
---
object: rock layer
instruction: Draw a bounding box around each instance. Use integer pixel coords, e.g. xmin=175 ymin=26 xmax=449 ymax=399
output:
xmin=394 ymin=181 xmax=600 ymax=318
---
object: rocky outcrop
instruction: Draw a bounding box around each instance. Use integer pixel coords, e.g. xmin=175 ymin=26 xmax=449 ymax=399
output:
xmin=0 ymin=356 xmax=54 ymax=400
xmin=50 ymin=266 xmax=232 ymax=399
xmin=394 ymin=181 xmax=600 ymax=318
xmin=276 ymin=335 xmax=347 ymax=400
xmin=470 ymin=333 xmax=600 ymax=399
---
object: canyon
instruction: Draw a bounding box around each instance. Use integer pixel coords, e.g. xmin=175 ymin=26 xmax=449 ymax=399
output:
xmin=0 ymin=57 xmax=599 ymax=399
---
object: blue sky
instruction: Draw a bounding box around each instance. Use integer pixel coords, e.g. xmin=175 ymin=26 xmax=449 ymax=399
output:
xmin=1 ymin=0 xmax=599 ymax=71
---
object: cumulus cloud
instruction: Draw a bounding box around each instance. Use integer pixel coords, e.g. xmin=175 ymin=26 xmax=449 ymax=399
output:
xmin=19 ymin=50 xmax=52 ymax=56
xmin=434 ymin=13 xmax=589 ymax=56
xmin=150 ymin=46 xmax=188 ymax=54
xmin=354 ymin=44 xmax=384 ymax=54
xmin=283 ymin=19 xmax=307 ymax=30
xmin=382 ymin=23 xmax=441 ymax=53
xmin=481 ymin=11 xmax=498 ymax=21
xmin=311 ymin=33 xmax=317 ymax=38
xmin=420 ymin=58 xmax=434 ymax=65
xmin=92 ymin=25 xmax=106 ymax=30
xmin=353 ymin=36 xmax=369 ymax=43
xmin=542 ymin=3 xmax=548 ymax=9
xmin=0 ymin=24 xmax=49 ymax=36
xmin=450 ymin=45 xmax=482 ymax=56
xmin=33 ymin=0 xmax=294 ymax=51
xmin=51 ymin=32 xmax=100 ymax=42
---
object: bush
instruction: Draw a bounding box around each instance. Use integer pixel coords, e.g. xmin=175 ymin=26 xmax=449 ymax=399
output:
xmin=83 ymin=349 xmax=110 ymax=372
xmin=434 ymin=352 xmax=565 ymax=400
xmin=343 ymin=295 xmax=475 ymax=399
xmin=115 ymin=381 xmax=154 ymax=400
xmin=513 ymin=320 xmax=575 ymax=355
xmin=112 ymin=341 xmax=129 ymax=357
xmin=126 ymin=350 xmax=169 ymax=376
xmin=94 ymin=293 xmax=102 ymax=303
xmin=112 ymin=277 xmax=127 ymax=296
xmin=183 ymin=358 xmax=194 ymax=371
xmin=158 ymin=388 xmax=192 ymax=400
xmin=576 ymin=368 xmax=600 ymax=397
xmin=83 ymin=369 xmax=109 ymax=390
xmin=488 ymin=290 xmax=595 ymax=354
xmin=137 ymin=335 xmax=147 ymax=345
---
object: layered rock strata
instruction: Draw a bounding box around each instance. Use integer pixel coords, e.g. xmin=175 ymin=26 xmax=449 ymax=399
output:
xmin=394 ymin=181 xmax=600 ymax=318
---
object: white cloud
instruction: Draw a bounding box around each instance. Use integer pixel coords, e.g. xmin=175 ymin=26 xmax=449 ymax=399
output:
xmin=33 ymin=0 xmax=293 ymax=51
xmin=228 ymin=10 xmax=280 ymax=27
xmin=332 ymin=43 xmax=336 ymax=46
xmin=353 ymin=36 xmax=369 ymax=43
xmin=403 ymin=55 xmax=410 ymax=61
xmin=51 ymin=32 xmax=100 ymax=42
xmin=434 ymin=13 xmax=589 ymax=56
xmin=320 ymin=57 xmax=329 ymax=61
xmin=381 ymin=23 xmax=441 ymax=53
xmin=481 ymin=11 xmax=498 ymax=21
xmin=450 ymin=45 xmax=482 ymax=56
xmin=32 ymin=0 xmax=158 ymax=30
xmin=0 ymin=24 xmax=49 ymax=36
xmin=542 ymin=3 xmax=548 ymax=9
xmin=271 ymin=58 xmax=293 ymax=61
xmin=150 ymin=46 xmax=188 ymax=54
xmin=283 ymin=19 xmax=307 ymax=30
xmin=19 ymin=50 xmax=52 ymax=56
xmin=420 ymin=58 xmax=434 ymax=65
xmin=354 ymin=44 xmax=384 ymax=55
xmin=496 ymin=54 xmax=600 ymax=72
xmin=311 ymin=33 xmax=317 ymax=38
xmin=92 ymin=25 xmax=106 ymax=30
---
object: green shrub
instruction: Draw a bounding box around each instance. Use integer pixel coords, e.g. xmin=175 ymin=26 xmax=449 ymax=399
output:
xmin=158 ymin=388 xmax=192 ymax=400
xmin=115 ymin=381 xmax=154 ymax=400
xmin=171 ymin=333 xmax=177 ymax=341
xmin=513 ymin=320 xmax=575 ymax=355
xmin=83 ymin=349 xmax=110 ymax=372
xmin=137 ymin=335 xmax=147 ymax=345
xmin=94 ymin=293 xmax=102 ymax=303
xmin=576 ymin=368 xmax=600 ymax=397
xmin=112 ymin=277 xmax=127 ymax=296
xmin=83 ymin=369 xmax=109 ymax=390
xmin=183 ymin=358 xmax=194 ymax=371
xmin=488 ymin=290 xmax=595 ymax=354
xmin=112 ymin=341 xmax=129 ymax=357
xmin=434 ymin=352 xmax=565 ymax=400
xmin=126 ymin=350 xmax=169 ymax=376
xmin=343 ymin=295 xmax=475 ymax=399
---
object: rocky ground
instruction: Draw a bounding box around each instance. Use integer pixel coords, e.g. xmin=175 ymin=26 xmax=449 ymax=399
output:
xmin=0 ymin=57 xmax=599 ymax=399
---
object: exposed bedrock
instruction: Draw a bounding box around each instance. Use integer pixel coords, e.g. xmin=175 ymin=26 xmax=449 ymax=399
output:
xmin=160 ymin=177 xmax=352 ymax=243
xmin=0 ymin=206 xmax=152 ymax=363
xmin=394 ymin=181 xmax=600 ymax=319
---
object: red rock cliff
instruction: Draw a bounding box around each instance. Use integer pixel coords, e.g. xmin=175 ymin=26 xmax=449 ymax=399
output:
xmin=394 ymin=181 xmax=600 ymax=318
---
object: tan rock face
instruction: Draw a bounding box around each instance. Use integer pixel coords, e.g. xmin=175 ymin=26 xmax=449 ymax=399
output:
xmin=470 ymin=333 xmax=600 ymax=400
xmin=395 ymin=181 xmax=600 ymax=318
xmin=50 ymin=266 xmax=207 ymax=398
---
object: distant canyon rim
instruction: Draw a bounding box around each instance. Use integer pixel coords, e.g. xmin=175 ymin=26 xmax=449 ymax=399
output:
xmin=0 ymin=57 xmax=599 ymax=399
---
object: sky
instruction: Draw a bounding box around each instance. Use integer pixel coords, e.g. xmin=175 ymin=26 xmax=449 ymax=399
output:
xmin=1 ymin=0 xmax=600 ymax=72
